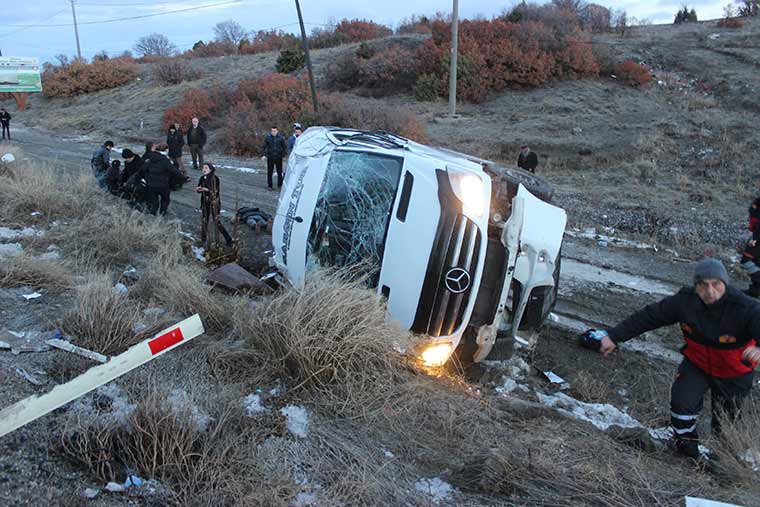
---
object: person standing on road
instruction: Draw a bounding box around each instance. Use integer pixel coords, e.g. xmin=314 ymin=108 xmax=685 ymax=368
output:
xmin=196 ymin=162 xmax=232 ymax=246
xmin=262 ymin=125 xmax=287 ymax=190
xmin=287 ymin=123 xmax=302 ymax=155
xmin=91 ymin=140 xmax=114 ymax=190
xmin=584 ymin=258 xmax=760 ymax=463
xmin=167 ymin=123 xmax=186 ymax=175
xmin=740 ymin=187 xmax=760 ymax=297
xmin=187 ymin=117 xmax=207 ymax=171
xmin=517 ymin=144 xmax=538 ymax=173
xmin=143 ymin=147 xmax=183 ymax=216
xmin=0 ymin=108 xmax=11 ymax=140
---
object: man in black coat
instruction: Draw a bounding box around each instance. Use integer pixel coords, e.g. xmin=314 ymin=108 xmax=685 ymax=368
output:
xmin=262 ymin=125 xmax=287 ymax=190
xmin=167 ymin=123 xmax=186 ymax=175
xmin=0 ymin=108 xmax=11 ymax=140
xmin=142 ymin=149 xmax=183 ymax=216
xmin=517 ymin=144 xmax=538 ymax=173
xmin=586 ymin=258 xmax=760 ymax=462
xmin=91 ymin=140 xmax=114 ymax=191
xmin=187 ymin=117 xmax=207 ymax=170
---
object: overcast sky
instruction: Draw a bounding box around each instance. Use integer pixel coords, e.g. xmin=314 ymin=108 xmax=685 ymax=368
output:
xmin=1 ymin=1 xmax=728 ymax=64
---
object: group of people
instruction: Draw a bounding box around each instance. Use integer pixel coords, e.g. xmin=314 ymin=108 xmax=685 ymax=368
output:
xmin=262 ymin=122 xmax=302 ymax=190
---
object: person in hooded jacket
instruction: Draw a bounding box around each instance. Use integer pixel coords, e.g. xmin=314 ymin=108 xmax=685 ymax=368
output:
xmin=119 ymin=148 xmax=146 ymax=204
xmin=143 ymin=147 xmax=182 ymax=216
xmin=166 ymin=123 xmax=186 ymax=175
xmin=196 ymin=163 xmax=232 ymax=246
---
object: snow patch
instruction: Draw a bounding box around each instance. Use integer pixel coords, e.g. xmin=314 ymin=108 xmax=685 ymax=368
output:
xmin=219 ymin=165 xmax=258 ymax=174
xmin=562 ymin=259 xmax=676 ymax=296
xmin=537 ymin=392 xmax=641 ymax=431
xmin=0 ymin=242 xmax=23 ymax=258
xmin=414 ymin=477 xmax=455 ymax=505
xmin=741 ymin=449 xmax=760 ymax=472
xmin=0 ymin=226 xmax=43 ymax=240
xmin=242 ymin=394 xmax=266 ymax=416
xmin=167 ymin=390 xmax=213 ymax=432
xmin=495 ymin=377 xmax=518 ymax=395
xmin=280 ymin=405 xmax=310 ymax=438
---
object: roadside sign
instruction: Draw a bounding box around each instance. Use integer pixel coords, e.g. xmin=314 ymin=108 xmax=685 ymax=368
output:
xmin=0 ymin=57 xmax=43 ymax=93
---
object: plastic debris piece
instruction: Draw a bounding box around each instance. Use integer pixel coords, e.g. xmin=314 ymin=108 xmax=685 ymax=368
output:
xmin=105 ymin=482 xmax=125 ymax=493
xmin=543 ymin=371 xmax=567 ymax=385
xmin=15 ymin=368 xmax=45 ymax=386
xmin=82 ymin=488 xmax=100 ymax=499
xmin=22 ymin=292 xmax=43 ymax=300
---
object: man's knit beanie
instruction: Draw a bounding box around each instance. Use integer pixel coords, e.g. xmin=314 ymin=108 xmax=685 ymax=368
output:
xmin=693 ymin=258 xmax=729 ymax=286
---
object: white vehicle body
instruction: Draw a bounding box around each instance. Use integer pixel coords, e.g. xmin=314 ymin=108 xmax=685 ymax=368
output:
xmin=272 ymin=127 xmax=567 ymax=363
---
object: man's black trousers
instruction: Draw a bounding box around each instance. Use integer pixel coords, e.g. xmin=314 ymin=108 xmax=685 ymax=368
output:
xmin=146 ymin=187 xmax=170 ymax=215
xmin=267 ymin=157 xmax=283 ymax=189
xmin=1 ymin=124 xmax=9 ymax=139
xmin=670 ymin=357 xmax=753 ymax=456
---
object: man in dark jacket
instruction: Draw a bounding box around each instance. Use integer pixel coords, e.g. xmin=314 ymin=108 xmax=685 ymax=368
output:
xmin=262 ymin=125 xmax=287 ymax=190
xmin=187 ymin=117 xmax=207 ymax=171
xmin=517 ymin=144 xmax=538 ymax=173
xmin=0 ymin=108 xmax=11 ymax=140
xmin=91 ymin=140 xmax=114 ymax=190
xmin=287 ymin=123 xmax=302 ymax=155
xmin=119 ymin=148 xmax=145 ymax=203
xmin=142 ymin=149 xmax=183 ymax=215
xmin=167 ymin=123 xmax=186 ymax=175
xmin=588 ymin=258 xmax=760 ymax=461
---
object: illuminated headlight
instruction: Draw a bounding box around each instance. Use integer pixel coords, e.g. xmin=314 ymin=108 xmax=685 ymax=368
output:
xmin=448 ymin=172 xmax=486 ymax=218
xmin=420 ymin=343 xmax=453 ymax=367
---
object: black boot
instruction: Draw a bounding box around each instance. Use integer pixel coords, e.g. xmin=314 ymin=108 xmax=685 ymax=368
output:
xmin=674 ymin=436 xmax=700 ymax=459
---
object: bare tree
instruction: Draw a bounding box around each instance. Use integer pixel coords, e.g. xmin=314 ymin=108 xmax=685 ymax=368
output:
xmin=737 ymin=0 xmax=759 ymax=16
xmin=613 ymin=9 xmax=629 ymax=36
xmin=213 ymin=20 xmax=248 ymax=46
xmin=580 ymin=3 xmax=612 ymax=32
xmin=133 ymin=33 xmax=177 ymax=57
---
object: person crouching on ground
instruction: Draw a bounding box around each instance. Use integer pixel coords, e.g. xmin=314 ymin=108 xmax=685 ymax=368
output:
xmin=167 ymin=123 xmax=186 ymax=175
xmin=91 ymin=140 xmax=114 ymax=190
xmin=143 ymin=144 xmax=182 ymax=216
xmin=196 ymin=163 xmax=232 ymax=246
xmin=105 ymin=159 xmax=122 ymax=195
xmin=584 ymin=258 xmax=760 ymax=463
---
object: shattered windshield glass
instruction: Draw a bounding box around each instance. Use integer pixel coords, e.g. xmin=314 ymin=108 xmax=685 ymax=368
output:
xmin=307 ymin=150 xmax=403 ymax=286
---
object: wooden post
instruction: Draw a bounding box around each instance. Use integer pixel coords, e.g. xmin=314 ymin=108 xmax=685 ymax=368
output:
xmin=11 ymin=92 xmax=29 ymax=111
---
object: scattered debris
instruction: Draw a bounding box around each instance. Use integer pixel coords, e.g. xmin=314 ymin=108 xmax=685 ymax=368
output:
xmin=414 ymin=477 xmax=455 ymax=505
xmin=1 ymin=153 xmax=16 ymax=164
xmin=242 ymin=393 xmax=266 ymax=416
xmin=495 ymin=377 xmax=518 ymax=394
xmin=206 ymin=263 xmax=272 ymax=294
xmin=82 ymin=488 xmax=100 ymax=499
xmin=122 ymin=266 xmax=139 ymax=283
xmin=192 ymin=246 xmax=206 ymax=262
xmin=21 ymin=292 xmax=43 ymax=301
xmin=740 ymin=448 xmax=760 ymax=472
xmin=15 ymin=367 xmax=46 ymax=386
xmin=543 ymin=370 xmax=568 ymax=386
xmin=105 ymin=482 xmax=125 ymax=493
xmin=0 ymin=242 xmax=23 ymax=258
xmin=113 ymin=283 xmax=129 ymax=295
xmin=46 ymin=337 xmax=108 ymax=363
xmin=280 ymin=405 xmax=310 ymax=438
xmin=537 ymin=391 xmax=642 ymax=431
xmin=30 ymin=211 xmax=43 ymax=217
xmin=383 ymin=449 xmax=395 ymax=458
xmin=0 ymin=329 xmax=53 ymax=354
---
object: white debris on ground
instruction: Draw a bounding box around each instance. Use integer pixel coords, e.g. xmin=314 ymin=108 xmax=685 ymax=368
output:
xmin=36 ymin=245 xmax=61 ymax=261
xmin=82 ymin=488 xmax=99 ymax=499
xmin=280 ymin=405 xmax=310 ymax=439
xmin=113 ymin=283 xmax=129 ymax=295
xmin=0 ymin=242 xmax=23 ymax=258
xmin=496 ymin=378 xmax=519 ymax=394
xmin=414 ymin=477 xmax=455 ymax=505
xmin=0 ymin=226 xmax=43 ymax=240
xmin=487 ymin=355 xmax=531 ymax=395
xmin=564 ymin=227 xmax=676 ymax=254
xmin=383 ymin=449 xmax=395 ymax=458
xmin=192 ymin=246 xmax=206 ymax=262
xmin=219 ymin=165 xmax=258 ymax=174
xmin=70 ymin=384 xmax=136 ymax=428
xmin=21 ymin=291 xmax=43 ymax=300
xmin=1 ymin=153 xmax=16 ymax=164
xmin=242 ymin=393 xmax=267 ymax=416
xmin=537 ymin=392 xmax=642 ymax=431
xmin=167 ymin=389 xmax=213 ymax=432
xmin=740 ymin=449 xmax=760 ymax=472
xmin=178 ymin=230 xmax=195 ymax=241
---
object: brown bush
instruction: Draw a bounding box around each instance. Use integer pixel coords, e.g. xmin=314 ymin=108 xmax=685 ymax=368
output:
xmin=325 ymin=45 xmax=418 ymax=96
xmin=717 ymin=17 xmax=743 ymax=28
xmin=614 ymin=60 xmax=653 ymax=87
xmin=310 ymin=18 xmax=393 ymax=49
xmin=239 ymin=29 xmax=299 ymax=55
xmin=162 ymin=89 xmax=221 ymax=130
xmin=42 ymin=57 xmax=138 ymax=97
xmin=152 ymin=58 xmax=203 ymax=86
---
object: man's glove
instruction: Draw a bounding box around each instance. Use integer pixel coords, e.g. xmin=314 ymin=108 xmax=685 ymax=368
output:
xmin=579 ymin=329 xmax=609 ymax=351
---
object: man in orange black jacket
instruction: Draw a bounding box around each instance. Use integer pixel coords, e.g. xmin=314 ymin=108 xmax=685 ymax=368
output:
xmin=587 ymin=258 xmax=760 ymax=460
xmin=740 ymin=195 xmax=760 ymax=297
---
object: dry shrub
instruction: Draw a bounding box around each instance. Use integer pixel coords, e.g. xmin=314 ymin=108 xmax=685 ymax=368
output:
xmin=712 ymin=399 xmax=760 ymax=495
xmin=314 ymin=97 xmax=428 ymax=143
xmin=717 ymin=17 xmax=743 ymax=28
xmin=162 ymin=89 xmax=221 ymax=130
xmin=228 ymin=269 xmax=411 ymax=412
xmin=185 ymin=40 xmax=233 ymax=58
xmin=50 ymin=203 xmax=183 ymax=268
xmin=63 ymin=274 xmax=142 ymax=355
xmin=42 ymin=57 xmax=138 ymax=97
xmin=570 ymin=369 xmax=610 ymax=403
xmin=324 ymin=45 xmax=418 ymax=96
xmin=416 ymin=19 xmax=599 ymax=102
xmin=133 ymin=260 xmax=243 ymax=332
xmin=152 ymin=58 xmax=203 ymax=86
xmin=614 ymin=60 xmax=653 ymax=87
xmin=239 ymin=29 xmax=299 ymax=55
xmin=309 ymin=19 xmax=393 ymax=50
xmin=0 ymin=253 xmax=73 ymax=291
xmin=0 ymin=163 xmax=98 ymax=222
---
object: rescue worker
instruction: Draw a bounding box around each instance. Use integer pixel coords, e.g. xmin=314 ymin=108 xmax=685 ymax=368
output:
xmin=143 ymin=146 xmax=182 ymax=216
xmin=586 ymin=258 xmax=760 ymax=461
xmin=740 ymin=189 xmax=760 ymax=297
xmin=517 ymin=144 xmax=538 ymax=173
xmin=196 ymin=162 xmax=232 ymax=246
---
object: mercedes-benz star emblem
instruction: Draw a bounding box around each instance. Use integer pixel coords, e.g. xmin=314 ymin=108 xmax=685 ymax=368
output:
xmin=444 ymin=268 xmax=471 ymax=294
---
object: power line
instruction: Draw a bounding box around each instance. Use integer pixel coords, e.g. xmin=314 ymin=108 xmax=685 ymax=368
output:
xmin=0 ymin=8 xmax=69 ymax=41
xmin=5 ymin=0 xmax=242 ymax=28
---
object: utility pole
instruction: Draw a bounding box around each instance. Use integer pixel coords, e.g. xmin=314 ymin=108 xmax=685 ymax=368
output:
xmin=70 ymin=0 xmax=82 ymax=60
xmin=448 ymin=0 xmax=459 ymax=117
xmin=294 ymin=0 xmax=318 ymax=114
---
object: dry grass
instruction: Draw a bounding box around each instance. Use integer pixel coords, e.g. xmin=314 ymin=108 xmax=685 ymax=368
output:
xmin=0 ymin=163 xmax=98 ymax=223
xmin=571 ymin=369 xmax=611 ymax=404
xmin=711 ymin=399 xmax=760 ymax=496
xmin=0 ymin=252 xmax=74 ymax=291
xmin=62 ymin=274 xmax=142 ymax=355
xmin=226 ymin=269 xmax=413 ymax=414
